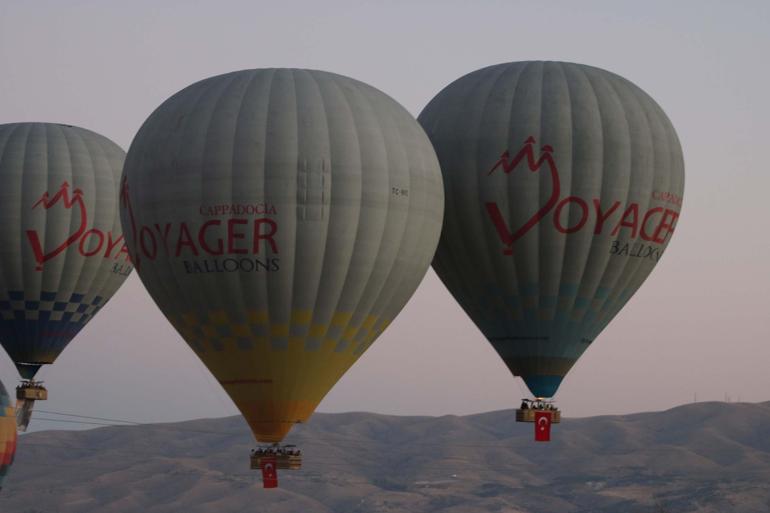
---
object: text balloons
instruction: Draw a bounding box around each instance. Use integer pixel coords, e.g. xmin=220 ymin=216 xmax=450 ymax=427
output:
xmin=121 ymin=69 xmax=444 ymax=442
xmin=0 ymin=123 xmax=133 ymax=380
xmin=419 ymin=61 xmax=684 ymax=398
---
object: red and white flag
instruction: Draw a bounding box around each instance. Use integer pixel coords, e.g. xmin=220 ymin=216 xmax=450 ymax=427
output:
xmin=534 ymin=411 xmax=552 ymax=442
xmin=261 ymin=456 xmax=278 ymax=488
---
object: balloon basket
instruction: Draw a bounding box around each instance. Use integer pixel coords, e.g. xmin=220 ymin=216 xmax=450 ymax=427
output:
xmin=15 ymin=380 xmax=47 ymax=432
xmin=515 ymin=399 xmax=560 ymax=423
xmin=251 ymin=445 xmax=301 ymax=488
xmin=250 ymin=444 xmax=302 ymax=471
xmin=16 ymin=381 xmax=47 ymax=401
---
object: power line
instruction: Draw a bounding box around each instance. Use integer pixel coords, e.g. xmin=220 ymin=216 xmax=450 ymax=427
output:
xmin=21 ymin=408 xmax=533 ymax=451
xmin=22 ymin=410 xmax=246 ymax=437
xmin=32 ymin=409 xmax=142 ymax=425
xmin=9 ymin=441 xmax=532 ymax=478
xmin=12 ymin=412 xmax=536 ymax=476
xmin=28 ymin=417 xmax=119 ymax=427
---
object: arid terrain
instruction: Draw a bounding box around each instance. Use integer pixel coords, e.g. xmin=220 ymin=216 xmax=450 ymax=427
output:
xmin=2 ymin=401 xmax=769 ymax=512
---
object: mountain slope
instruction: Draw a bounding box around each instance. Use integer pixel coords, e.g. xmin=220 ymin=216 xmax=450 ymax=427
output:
xmin=2 ymin=402 xmax=770 ymax=513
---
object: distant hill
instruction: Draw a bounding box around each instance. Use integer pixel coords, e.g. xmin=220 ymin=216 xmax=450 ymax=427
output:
xmin=2 ymin=402 xmax=770 ymax=513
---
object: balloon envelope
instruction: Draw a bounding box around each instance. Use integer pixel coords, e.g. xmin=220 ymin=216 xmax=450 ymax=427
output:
xmin=0 ymin=379 xmax=17 ymax=490
xmin=121 ymin=68 xmax=444 ymax=442
xmin=0 ymin=123 xmax=133 ymax=379
xmin=419 ymin=61 xmax=684 ymax=398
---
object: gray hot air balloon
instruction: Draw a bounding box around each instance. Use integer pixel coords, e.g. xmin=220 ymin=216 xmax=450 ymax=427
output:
xmin=120 ymin=68 xmax=444 ymax=482
xmin=0 ymin=123 xmax=133 ymax=430
xmin=419 ymin=62 xmax=684 ymax=415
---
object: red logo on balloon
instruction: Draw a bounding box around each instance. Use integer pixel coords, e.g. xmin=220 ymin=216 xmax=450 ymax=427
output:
xmin=484 ymin=137 xmax=681 ymax=257
xmin=485 ymin=137 xmax=561 ymax=255
xmin=25 ymin=182 xmax=131 ymax=271
xmin=26 ymin=181 xmax=88 ymax=270
xmin=120 ymin=175 xmax=281 ymax=274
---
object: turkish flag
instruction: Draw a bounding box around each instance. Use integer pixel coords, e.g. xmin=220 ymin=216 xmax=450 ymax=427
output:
xmin=261 ymin=456 xmax=278 ymax=488
xmin=534 ymin=411 xmax=552 ymax=442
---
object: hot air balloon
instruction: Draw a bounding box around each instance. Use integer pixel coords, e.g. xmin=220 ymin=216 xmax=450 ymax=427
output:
xmin=0 ymin=378 xmax=16 ymax=491
xmin=418 ymin=61 xmax=684 ymax=437
xmin=0 ymin=123 xmax=133 ymax=430
xmin=120 ymin=68 xmax=444 ymax=484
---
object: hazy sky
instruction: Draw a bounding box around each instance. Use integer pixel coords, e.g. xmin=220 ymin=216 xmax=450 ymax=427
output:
xmin=1 ymin=0 xmax=768 ymax=431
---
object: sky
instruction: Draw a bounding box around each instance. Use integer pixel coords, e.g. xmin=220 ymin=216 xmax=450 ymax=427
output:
xmin=0 ymin=0 xmax=768 ymax=431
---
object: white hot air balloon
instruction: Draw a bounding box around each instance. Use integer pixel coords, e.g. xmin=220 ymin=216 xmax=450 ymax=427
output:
xmin=121 ymin=69 xmax=444 ymax=483
xmin=0 ymin=123 xmax=133 ymax=430
xmin=419 ymin=61 xmax=684 ymax=438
